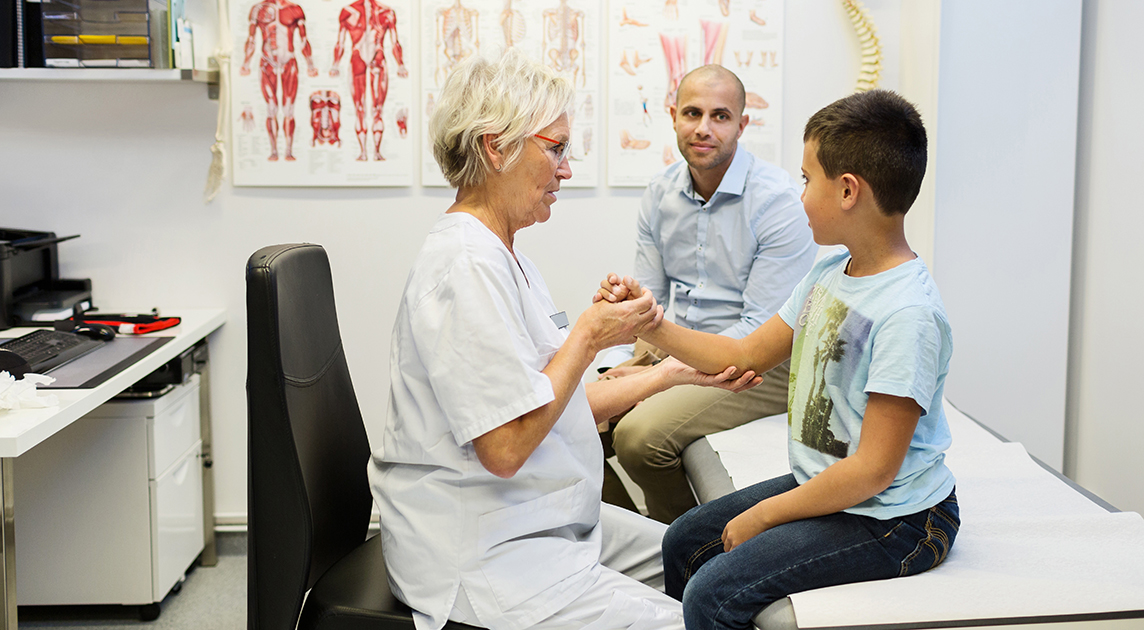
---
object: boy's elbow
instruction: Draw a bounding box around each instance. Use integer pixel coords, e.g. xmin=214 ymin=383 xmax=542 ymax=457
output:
xmin=872 ymin=469 xmax=898 ymax=494
xmin=851 ymin=454 xmax=900 ymax=495
xmin=865 ymin=460 xmax=902 ymax=495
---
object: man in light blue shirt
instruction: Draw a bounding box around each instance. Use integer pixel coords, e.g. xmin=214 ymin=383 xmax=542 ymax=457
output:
xmin=600 ymin=65 xmax=817 ymax=523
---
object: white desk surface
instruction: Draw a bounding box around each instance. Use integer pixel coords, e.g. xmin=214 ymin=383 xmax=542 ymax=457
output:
xmin=0 ymin=309 xmax=226 ymax=458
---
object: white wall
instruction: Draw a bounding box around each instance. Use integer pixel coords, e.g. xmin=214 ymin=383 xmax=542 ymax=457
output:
xmin=1066 ymin=0 xmax=1144 ymax=516
xmin=8 ymin=0 xmax=1138 ymax=526
xmin=931 ymin=0 xmax=1082 ymax=471
xmin=1 ymin=0 xmax=913 ymax=523
xmin=23 ymin=1 xmax=1139 ymax=524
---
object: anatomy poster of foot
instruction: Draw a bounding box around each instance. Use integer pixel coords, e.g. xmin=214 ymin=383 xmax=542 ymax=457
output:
xmin=607 ymin=0 xmax=783 ymax=186
xmin=230 ymin=0 xmax=413 ymax=186
xmin=420 ymin=0 xmax=602 ymax=187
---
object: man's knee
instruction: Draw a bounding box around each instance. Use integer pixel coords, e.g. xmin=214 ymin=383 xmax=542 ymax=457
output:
xmin=612 ymin=410 xmax=679 ymax=472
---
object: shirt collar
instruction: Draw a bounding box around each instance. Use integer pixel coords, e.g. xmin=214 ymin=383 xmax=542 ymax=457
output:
xmin=675 ymin=144 xmax=751 ymax=202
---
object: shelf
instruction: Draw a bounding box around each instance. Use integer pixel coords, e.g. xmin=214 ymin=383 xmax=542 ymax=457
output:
xmin=0 ymin=68 xmax=190 ymax=81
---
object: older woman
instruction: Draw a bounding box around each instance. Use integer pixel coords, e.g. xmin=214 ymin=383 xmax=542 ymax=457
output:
xmin=369 ymin=50 xmax=758 ymax=630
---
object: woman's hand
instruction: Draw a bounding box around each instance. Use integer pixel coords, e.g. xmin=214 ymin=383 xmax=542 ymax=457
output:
xmin=722 ymin=505 xmax=770 ymax=552
xmin=576 ymin=288 xmax=663 ymax=352
xmin=654 ymin=357 xmax=762 ymax=392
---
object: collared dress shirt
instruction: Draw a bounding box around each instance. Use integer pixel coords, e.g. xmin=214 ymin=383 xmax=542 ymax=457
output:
xmin=603 ymin=146 xmax=816 ymax=366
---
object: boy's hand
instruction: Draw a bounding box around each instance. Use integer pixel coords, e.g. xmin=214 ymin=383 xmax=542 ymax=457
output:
xmin=593 ymin=273 xmax=644 ymax=303
xmin=722 ymin=506 xmax=769 ymax=552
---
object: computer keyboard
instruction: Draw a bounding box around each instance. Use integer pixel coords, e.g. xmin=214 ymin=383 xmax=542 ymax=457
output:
xmin=0 ymin=329 xmax=105 ymax=374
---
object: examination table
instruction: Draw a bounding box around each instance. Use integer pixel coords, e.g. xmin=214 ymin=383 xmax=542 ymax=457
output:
xmin=680 ymin=400 xmax=1144 ymax=630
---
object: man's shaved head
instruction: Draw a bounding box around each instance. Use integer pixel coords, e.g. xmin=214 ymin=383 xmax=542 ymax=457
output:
xmin=676 ymin=64 xmax=746 ymax=116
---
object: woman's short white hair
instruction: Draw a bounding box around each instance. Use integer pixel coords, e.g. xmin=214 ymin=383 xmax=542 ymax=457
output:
xmin=430 ymin=48 xmax=574 ymax=188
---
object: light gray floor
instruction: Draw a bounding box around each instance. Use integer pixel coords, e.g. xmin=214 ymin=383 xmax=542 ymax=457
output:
xmin=18 ymin=533 xmax=245 ymax=630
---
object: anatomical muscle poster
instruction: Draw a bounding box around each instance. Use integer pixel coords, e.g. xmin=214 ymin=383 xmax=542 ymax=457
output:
xmin=230 ymin=0 xmax=413 ymax=186
xmin=420 ymin=0 xmax=602 ymax=187
xmin=606 ymin=0 xmax=783 ymax=186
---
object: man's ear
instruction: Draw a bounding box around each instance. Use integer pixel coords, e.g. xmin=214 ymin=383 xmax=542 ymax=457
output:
xmin=840 ymin=173 xmax=860 ymax=210
xmin=482 ymin=133 xmax=503 ymax=172
xmin=669 ymin=104 xmax=678 ymax=124
xmin=737 ymin=113 xmax=749 ymax=139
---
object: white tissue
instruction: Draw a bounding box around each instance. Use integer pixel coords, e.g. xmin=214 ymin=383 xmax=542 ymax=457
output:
xmin=0 ymin=372 xmax=59 ymax=410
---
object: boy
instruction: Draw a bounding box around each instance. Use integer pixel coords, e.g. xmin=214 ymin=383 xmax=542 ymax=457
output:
xmin=597 ymin=90 xmax=959 ymax=629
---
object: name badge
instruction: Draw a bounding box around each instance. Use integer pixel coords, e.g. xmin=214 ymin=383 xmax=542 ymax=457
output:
xmin=550 ymin=311 xmax=569 ymax=329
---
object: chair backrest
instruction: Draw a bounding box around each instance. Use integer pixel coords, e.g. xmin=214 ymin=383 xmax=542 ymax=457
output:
xmin=246 ymin=243 xmax=373 ymax=630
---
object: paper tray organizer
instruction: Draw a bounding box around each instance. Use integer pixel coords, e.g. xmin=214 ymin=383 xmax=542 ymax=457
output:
xmin=40 ymin=0 xmax=168 ymax=68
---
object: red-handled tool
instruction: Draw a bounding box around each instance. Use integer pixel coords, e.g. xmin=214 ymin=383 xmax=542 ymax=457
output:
xmin=69 ymin=313 xmax=181 ymax=335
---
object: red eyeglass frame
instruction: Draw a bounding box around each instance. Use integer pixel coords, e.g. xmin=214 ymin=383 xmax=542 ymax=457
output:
xmin=534 ymin=133 xmax=572 ymax=164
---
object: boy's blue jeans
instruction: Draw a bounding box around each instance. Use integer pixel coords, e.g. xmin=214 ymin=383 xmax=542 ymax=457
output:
xmin=662 ymin=474 xmax=959 ymax=630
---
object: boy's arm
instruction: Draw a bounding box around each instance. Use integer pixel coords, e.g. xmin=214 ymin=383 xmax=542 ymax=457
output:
xmin=641 ymin=314 xmax=793 ymax=378
xmin=597 ymin=274 xmax=793 ymax=377
xmin=721 ymin=392 xmax=922 ymax=550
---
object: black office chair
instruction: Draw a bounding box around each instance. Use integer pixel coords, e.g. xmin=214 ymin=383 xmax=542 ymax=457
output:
xmin=246 ymin=243 xmax=481 ymax=630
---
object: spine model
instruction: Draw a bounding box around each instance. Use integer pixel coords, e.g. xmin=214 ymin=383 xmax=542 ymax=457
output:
xmin=843 ymin=0 xmax=882 ymax=92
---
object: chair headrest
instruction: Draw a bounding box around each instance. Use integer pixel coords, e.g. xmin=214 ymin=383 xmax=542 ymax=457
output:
xmin=247 ymin=243 xmax=344 ymax=383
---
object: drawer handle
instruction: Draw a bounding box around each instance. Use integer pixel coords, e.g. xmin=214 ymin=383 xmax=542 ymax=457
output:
xmin=172 ymin=457 xmax=191 ymax=484
xmin=167 ymin=400 xmax=189 ymax=428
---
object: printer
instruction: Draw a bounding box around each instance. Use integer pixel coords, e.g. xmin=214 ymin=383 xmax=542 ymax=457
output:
xmin=0 ymin=228 xmax=92 ymax=331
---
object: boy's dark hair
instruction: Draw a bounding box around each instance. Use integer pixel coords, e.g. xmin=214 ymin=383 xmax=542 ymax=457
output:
xmin=803 ymin=90 xmax=927 ymax=215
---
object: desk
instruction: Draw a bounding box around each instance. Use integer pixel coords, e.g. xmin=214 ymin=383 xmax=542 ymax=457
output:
xmin=0 ymin=308 xmax=226 ymax=630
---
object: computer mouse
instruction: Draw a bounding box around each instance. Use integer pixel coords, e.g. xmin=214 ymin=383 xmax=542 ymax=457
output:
xmin=73 ymin=323 xmax=117 ymax=342
xmin=0 ymin=349 xmax=30 ymax=378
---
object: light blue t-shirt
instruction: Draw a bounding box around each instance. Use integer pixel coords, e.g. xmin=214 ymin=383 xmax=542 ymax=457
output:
xmin=777 ymin=249 xmax=956 ymax=519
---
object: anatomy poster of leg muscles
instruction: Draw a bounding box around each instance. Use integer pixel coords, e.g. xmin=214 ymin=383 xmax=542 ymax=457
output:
xmin=420 ymin=0 xmax=602 ymax=187
xmin=607 ymin=0 xmax=784 ymax=186
xmin=230 ymin=0 xmax=413 ymax=186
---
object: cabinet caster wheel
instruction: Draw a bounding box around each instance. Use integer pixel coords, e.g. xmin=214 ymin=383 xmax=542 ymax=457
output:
xmin=139 ymin=603 xmax=161 ymax=621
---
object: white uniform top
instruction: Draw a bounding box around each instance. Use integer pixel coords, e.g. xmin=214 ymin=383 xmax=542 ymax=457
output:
xmin=369 ymin=212 xmax=605 ymax=630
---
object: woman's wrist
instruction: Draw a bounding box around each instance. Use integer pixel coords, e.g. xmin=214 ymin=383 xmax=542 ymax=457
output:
xmin=647 ymin=359 xmax=679 ymax=392
xmin=564 ymin=326 xmax=606 ymax=372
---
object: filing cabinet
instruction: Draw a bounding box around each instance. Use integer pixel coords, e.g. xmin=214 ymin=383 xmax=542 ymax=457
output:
xmin=14 ymin=375 xmax=204 ymax=611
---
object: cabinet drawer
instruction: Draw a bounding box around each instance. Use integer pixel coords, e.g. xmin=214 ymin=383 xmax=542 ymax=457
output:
xmin=150 ymin=378 xmax=200 ymax=477
xmin=151 ymin=442 xmax=204 ymax=600
xmin=87 ymin=374 xmax=201 ymax=478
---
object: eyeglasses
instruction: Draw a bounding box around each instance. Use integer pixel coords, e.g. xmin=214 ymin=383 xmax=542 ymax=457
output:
xmin=534 ymin=133 xmax=572 ymax=165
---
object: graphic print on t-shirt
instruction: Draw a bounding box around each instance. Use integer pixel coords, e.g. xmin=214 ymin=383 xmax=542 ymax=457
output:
xmin=788 ymin=284 xmax=872 ymax=459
